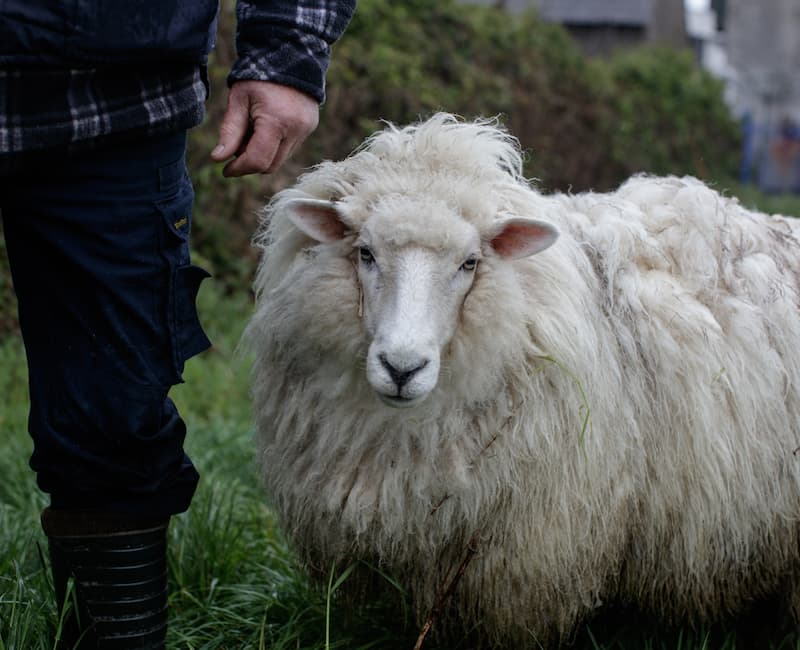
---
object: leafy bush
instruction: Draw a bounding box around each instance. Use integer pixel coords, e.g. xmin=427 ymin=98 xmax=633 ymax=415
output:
xmin=601 ymin=47 xmax=741 ymax=182
xmin=314 ymin=0 xmax=741 ymax=189
xmin=317 ymin=0 xmax=614 ymax=190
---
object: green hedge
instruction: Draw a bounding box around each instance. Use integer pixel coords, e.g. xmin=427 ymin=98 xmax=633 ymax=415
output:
xmin=315 ymin=0 xmax=741 ymax=188
xmin=601 ymin=47 xmax=740 ymax=182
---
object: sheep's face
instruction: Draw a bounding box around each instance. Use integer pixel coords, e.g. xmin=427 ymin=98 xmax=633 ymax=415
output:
xmin=355 ymin=208 xmax=480 ymax=407
xmin=286 ymin=197 xmax=558 ymax=408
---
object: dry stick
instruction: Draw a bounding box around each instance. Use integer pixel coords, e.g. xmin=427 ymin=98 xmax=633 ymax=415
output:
xmin=412 ymin=533 xmax=481 ymax=650
xmin=429 ymin=494 xmax=450 ymax=516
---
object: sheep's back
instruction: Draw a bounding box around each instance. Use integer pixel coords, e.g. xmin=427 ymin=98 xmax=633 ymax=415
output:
xmin=551 ymin=176 xmax=800 ymax=619
xmin=248 ymin=158 xmax=800 ymax=644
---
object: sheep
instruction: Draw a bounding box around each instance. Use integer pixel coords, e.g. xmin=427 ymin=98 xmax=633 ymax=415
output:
xmin=244 ymin=113 xmax=800 ymax=647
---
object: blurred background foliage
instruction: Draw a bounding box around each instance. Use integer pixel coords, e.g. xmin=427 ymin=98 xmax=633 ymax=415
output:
xmin=0 ymin=0 xmax=763 ymax=334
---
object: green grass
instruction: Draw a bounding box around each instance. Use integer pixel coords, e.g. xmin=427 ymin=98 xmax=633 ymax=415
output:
xmin=1 ymin=280 xmax=800 ymax=649
xmin=0 ymin=285 xmax=421 ymax=650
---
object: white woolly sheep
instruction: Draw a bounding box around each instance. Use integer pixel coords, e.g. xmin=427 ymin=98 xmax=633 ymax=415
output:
xmin=245 ymin=113 xmax=800 ymax=646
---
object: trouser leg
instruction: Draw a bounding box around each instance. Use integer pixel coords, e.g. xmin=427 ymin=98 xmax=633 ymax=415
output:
xmin=1 ymin=132 xmax=211 ymax=646
xmin=1 ymin=131 xmax=209 ymax=515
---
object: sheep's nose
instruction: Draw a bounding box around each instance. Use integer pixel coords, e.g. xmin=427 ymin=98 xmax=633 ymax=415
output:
xmin=379 ymin=354 xmax=429 ymax=389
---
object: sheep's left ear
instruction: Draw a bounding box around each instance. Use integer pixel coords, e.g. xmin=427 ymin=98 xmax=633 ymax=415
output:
xmin=488 ymin=217 xmax=559 ymax=260
xmin=285 ymin=198 xmax=350 ymax=242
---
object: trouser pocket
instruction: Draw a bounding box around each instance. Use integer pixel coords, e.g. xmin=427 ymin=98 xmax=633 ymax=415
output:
xmin=155 ymin=172 xmax=212 ymax=382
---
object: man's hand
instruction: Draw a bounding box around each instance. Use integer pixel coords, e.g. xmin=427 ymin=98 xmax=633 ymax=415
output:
xmin=211 ymin=80 xmax=319 ymax=177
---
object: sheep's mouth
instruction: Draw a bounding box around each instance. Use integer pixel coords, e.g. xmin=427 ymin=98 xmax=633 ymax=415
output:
xmin=377 ymin=392 xmax=424 ymax=409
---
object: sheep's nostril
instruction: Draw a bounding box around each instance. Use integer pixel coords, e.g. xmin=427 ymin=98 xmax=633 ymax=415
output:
xmin=379 ymin=354 xmax=429 ymax=389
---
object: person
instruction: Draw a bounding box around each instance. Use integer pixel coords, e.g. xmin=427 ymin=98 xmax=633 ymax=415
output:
xmin=0 ymin=1 xmax=355 ymax=647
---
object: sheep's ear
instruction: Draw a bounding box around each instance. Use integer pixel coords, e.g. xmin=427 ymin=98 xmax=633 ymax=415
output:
xmin=488 ymin=217 xmax=559 ymax=259
xmin=285 ymin=198 xmax=349 ymax=242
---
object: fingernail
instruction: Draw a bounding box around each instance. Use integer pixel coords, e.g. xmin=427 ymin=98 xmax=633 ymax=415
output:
xmin=212 ymin=144 xmax=225 ymax=157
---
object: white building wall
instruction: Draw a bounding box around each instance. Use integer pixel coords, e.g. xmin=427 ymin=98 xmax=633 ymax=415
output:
xmin=725 ymin=0 xmax=800 ymax=122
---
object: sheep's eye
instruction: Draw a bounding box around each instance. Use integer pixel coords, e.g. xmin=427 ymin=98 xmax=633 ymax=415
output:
xmin=359 ymin=247 xmax=375 ymax=264
xmin=460 ymin=258 xmax=478 ymax=272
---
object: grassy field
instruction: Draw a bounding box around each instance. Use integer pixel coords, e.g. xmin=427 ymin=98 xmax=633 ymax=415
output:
xmin=0 ymin=287 xmax=414 ymax=650
xmin=2 ymin=201 xmax=800 ymax=649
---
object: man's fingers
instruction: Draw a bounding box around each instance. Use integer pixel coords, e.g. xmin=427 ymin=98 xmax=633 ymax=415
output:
xmin=212 ymin=95 xmax=250 ymax=162
xmin=267 ymin=138 xmax=298 ymax=174
xmin=213 ymin=81 xmax=319 ymax=175
xmin=222 ymin=118 xmax=282 ymax=177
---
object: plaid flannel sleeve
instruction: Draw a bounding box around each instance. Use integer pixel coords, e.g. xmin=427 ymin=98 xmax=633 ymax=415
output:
xmin=0 ymin=65 xmax=207 ymax=157
xmin=229 ymin=0 xmax=356 ymax=103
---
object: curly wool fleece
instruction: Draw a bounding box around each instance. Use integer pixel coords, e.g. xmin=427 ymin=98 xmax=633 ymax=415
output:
xmin=245 ymin=114 xmax=800 ymax=646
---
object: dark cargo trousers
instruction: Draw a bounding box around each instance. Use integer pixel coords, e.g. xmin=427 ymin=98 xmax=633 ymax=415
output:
xmin=1 ymin=131 xmax=209 ymax=517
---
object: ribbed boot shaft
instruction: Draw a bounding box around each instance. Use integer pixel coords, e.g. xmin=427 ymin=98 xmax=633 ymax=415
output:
xmin=43 ymin=511 xmax=169 ymax=650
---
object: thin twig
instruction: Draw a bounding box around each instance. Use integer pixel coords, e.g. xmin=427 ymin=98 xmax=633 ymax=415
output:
xmin=413 ymin=533 xmax=481 ymax=650
xmin=429 ymin=494 xmax=450 ymax=517
xmin=478 ymin=431 xmax=500 ymax=457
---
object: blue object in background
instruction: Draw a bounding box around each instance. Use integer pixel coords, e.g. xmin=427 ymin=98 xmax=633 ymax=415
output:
xmin=739 ymin=112 xmax=754 ymax=185
xmin=758 ymin=116 xmax=800 ymax=194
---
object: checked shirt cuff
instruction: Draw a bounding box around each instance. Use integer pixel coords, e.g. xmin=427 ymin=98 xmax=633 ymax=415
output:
xmin=228 ymin=26 xmax=331 ymax=103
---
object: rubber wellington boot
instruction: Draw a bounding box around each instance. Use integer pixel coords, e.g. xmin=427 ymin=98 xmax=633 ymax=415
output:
xmin=41 ymin=508 xmax=170 ymax=649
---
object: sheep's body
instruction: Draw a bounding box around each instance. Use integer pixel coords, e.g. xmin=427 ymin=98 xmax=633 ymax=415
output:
xmin=246 ymin=114 xmax=800 ymax=646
